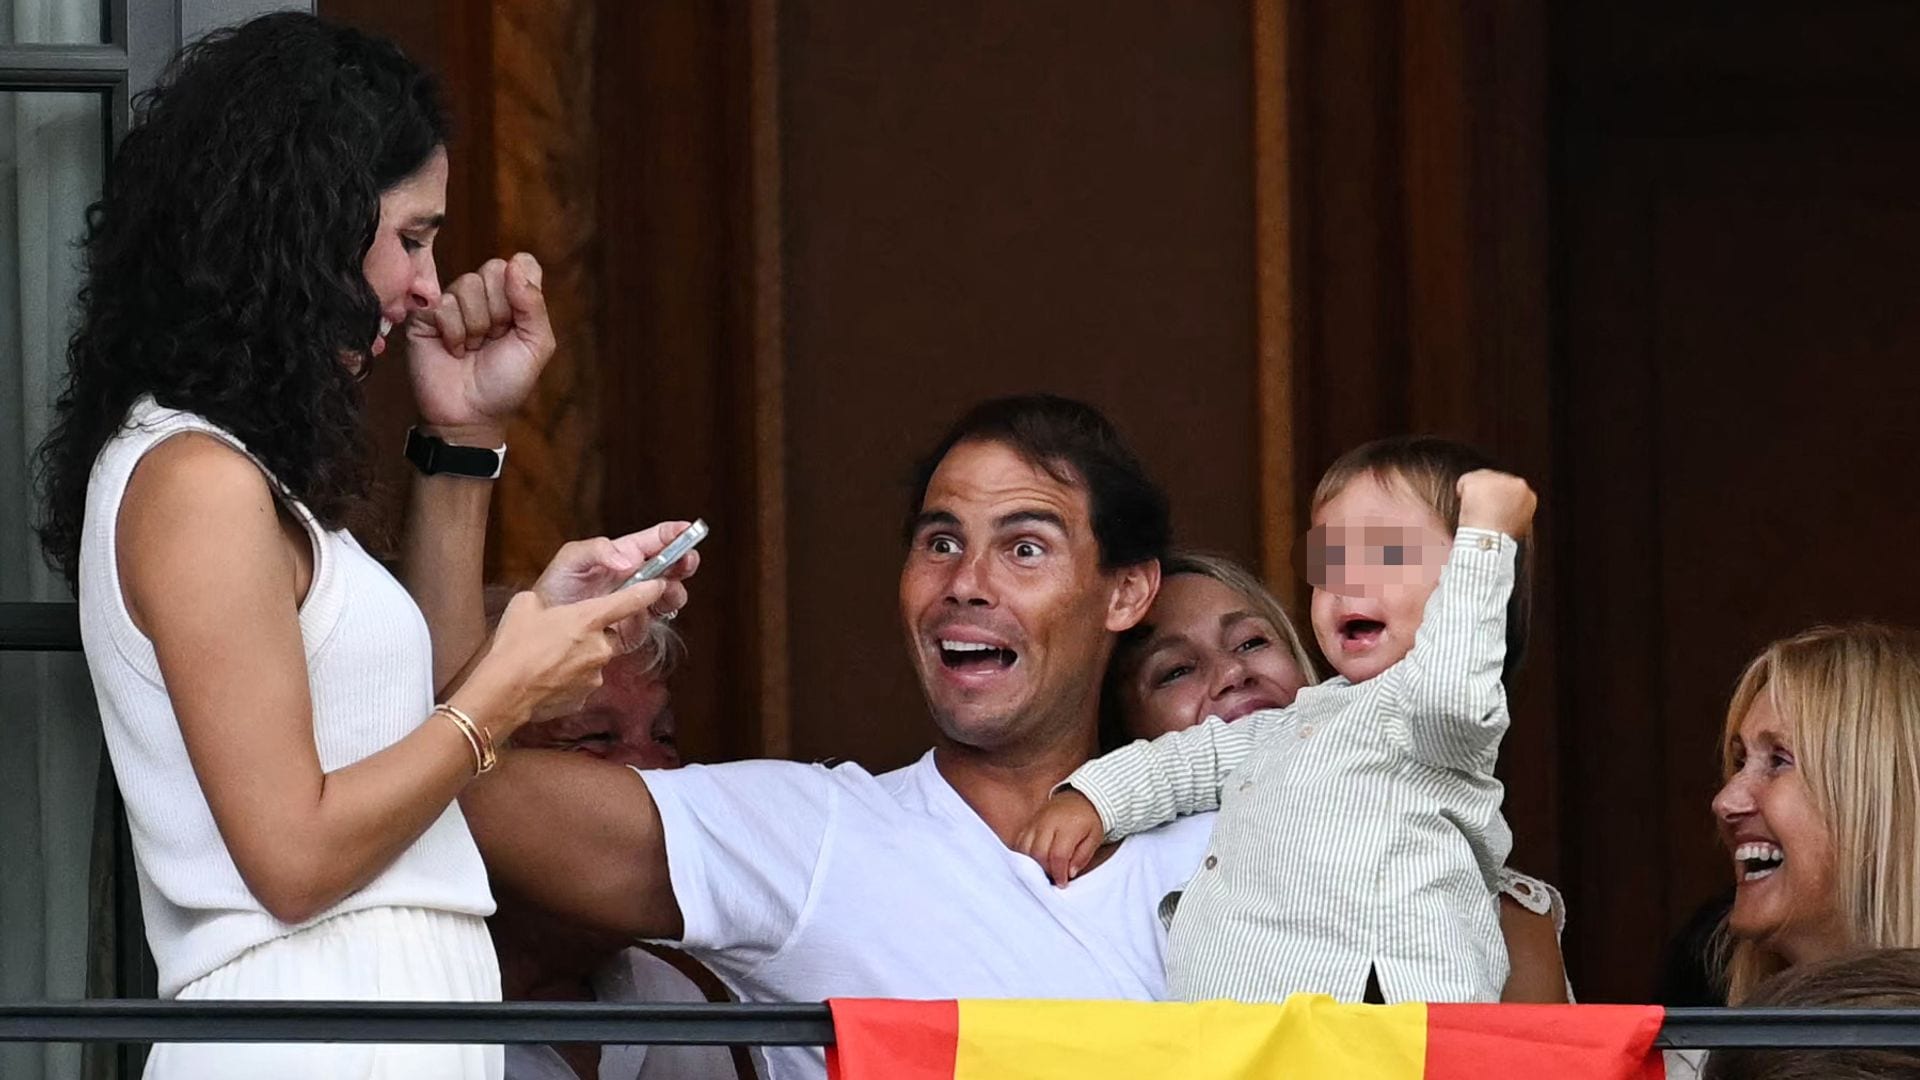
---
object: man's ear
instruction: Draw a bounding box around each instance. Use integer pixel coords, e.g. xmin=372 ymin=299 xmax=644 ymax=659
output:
xmin=1105 ymin=559 xmax=1161 ymax=634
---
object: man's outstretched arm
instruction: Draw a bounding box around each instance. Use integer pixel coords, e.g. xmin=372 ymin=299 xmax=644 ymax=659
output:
xmin=461 ymin=749 xmax=684 ymax=941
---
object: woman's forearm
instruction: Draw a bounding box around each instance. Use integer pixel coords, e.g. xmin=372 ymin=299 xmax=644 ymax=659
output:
xmin=259 ymin=708 xmax=479 ymax=922
xmin=398 ymin=422 xmax=503 ymax=694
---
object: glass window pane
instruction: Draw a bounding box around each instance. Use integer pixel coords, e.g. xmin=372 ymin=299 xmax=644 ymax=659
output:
xmin=0 ymin=89 xmax=102 ymax=603
xmin=0 ymin=88 xmax=107 ymax=1080
xmin=0 ymin=0 xmax=107 ymax=45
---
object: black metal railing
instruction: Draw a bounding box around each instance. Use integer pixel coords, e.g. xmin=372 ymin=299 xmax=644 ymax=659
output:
xmin=0 ymin=1001 xmax=832 ymax=1047
xmin=0 ymin=600 xmax=80 ymax=652
xmin=4 ymin=1001 xmax=1920 ymax=1050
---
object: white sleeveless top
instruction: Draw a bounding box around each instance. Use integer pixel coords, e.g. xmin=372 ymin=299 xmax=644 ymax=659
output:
xmin=78 ymin=396 xmax=494 ymax=997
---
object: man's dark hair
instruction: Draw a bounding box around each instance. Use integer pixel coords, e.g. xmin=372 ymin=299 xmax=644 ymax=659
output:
xmin=905 ymin=395 xmax=1171 ymax=570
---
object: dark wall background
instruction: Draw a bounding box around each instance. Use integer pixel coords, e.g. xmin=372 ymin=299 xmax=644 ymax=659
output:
xmin=778 ymin=1 xmax=1260 ymax=766
xmin=1555 ymin=0 xmax=1920 ymax=1000
xmin=323 ymin=0 xmax=1920 ymax=1003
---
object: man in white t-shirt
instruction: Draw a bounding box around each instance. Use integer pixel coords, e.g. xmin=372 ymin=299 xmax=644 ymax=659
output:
xmin=465 ymin=395 xmax=1210 ymax=1080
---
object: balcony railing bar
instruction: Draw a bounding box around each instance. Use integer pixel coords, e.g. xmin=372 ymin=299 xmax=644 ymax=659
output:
xmin=4 ymin=1002 xmax=1920 ymax=1049
xmin=0 ymin=601 xmax=81 ymax=652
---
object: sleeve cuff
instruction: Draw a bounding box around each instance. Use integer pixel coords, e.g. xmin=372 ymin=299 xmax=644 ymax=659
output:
xmin=1059 ymin=766 xmax=1128 ymax=842
xmin=1496 ymin=867 xmax=1567 ymax=936
xmin=629 ymin=765 xmax=712 ymax=950
xmin=1453 ymin=525 xmax=1517 ymax=556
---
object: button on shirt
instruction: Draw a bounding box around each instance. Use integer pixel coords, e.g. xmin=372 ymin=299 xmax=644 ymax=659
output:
xmin=1069 ymin=528 xmax=1518 ymax=1005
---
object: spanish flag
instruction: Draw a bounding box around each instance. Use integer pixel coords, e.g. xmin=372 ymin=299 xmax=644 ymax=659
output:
xmin=827 ymin=996 xmax=1665 ymax=1079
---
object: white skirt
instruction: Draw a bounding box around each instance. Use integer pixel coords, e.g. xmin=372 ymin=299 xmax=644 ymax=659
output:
xmin=145 ymin=905 xmax=502 ymax=1080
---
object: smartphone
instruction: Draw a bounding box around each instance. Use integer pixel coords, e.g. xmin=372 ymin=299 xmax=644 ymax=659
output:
xmin=617 ymin=519 xmax=708 ymax=591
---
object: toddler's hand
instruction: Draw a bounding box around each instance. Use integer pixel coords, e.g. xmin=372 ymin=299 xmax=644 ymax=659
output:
xmin=1456 ymin=469 xmax=1536 ymax=539
xmin=1014 ymin=789 xmax=1104 ymax=888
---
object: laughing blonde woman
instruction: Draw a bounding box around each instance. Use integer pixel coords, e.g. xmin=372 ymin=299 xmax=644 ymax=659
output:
xmin=1711 ymin=623 xmax=1920 ymax=999
xmin=1663 ymin=623 xmax=1920 ymax=1080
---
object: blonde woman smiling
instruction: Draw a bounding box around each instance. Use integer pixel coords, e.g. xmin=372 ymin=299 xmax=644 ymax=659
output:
xmin=1713 ymin=623 xmax=1920 ymax=1000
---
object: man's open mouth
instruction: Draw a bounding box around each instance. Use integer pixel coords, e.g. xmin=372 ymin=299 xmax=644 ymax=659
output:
xmin=938 ymin=639 xmax=1019 ymax=672
xmin=1734 ymin=840 xmax=1784 ymax=883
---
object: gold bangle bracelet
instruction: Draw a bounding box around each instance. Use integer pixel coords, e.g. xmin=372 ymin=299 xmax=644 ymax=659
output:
xmin=470 ymin=709 xmax=498 ymax=769
xmin=445 ymin=704 xmax=497 ymax=774
xmin=437 ymin=706 xmax=483 ymax=775
xmin=435 ymin=704 xmax=496 ymax=776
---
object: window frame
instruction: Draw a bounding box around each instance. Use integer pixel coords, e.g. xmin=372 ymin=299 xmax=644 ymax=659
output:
xmin=0 ymin=5 xmax=310 ymax=1075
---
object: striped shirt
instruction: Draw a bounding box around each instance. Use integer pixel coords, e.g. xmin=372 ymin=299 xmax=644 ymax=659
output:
xmin=1069 ymin=527 xmax=1517 ymax=1005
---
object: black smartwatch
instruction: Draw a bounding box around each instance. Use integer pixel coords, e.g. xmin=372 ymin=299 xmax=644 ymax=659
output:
xmin=404 ymin=427 xmax=506 ymax=479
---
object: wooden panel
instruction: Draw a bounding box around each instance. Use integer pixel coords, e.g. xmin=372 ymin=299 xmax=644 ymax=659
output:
xmin=489 ymin=0 xmax=601 ymax=581
xmin=744 ymin=0 xmax=792 ymax=759
xmin=1562 ymin=145 xmax=1920 ymax=1000
xmin=778 ymin=0 xmax=1261 ymax=769
xmin=317 ymin=0 xmax=496 ymax=557
xmin=595 ymin=0 xmax=735 ymax=766
xmin=1559 ymin=140 xmax=1669 ymax=1001
xmin=1558 ymin=5 xmax=1920 ymax=136
xmin=321 ymin=0 xmax=603 ymax=580
xmin=1400 ymin=0 xmax=1475 ymax=440
xmin=1661 ymin=187 xmax=1920 ymax=909
xmin=1289 ymin=0 xmax=1409 ymax=467
xmin=594 ymin=1 xmax=784 ymax=766
xmin=323 ymin=0 xmax=601 ymax=578
xmin=1252 ymin=0 xmax=1300 ymax=607
xmin=1556 ymin=2 xmax=1920 ymax=999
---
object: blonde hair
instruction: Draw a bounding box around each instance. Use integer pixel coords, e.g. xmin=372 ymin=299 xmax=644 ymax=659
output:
xmin=1718 ymin=623 xmax=1920 ymax=1003
xmin=1100 ymin=549 xmax=1318 ymax=747
xmin=1162 ymin=551 xmax=1319 ymax=685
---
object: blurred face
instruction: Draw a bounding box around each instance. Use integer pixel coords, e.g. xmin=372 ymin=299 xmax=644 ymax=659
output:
xmin=1712 ymin=691 xmax=1850 ymax=966
xmin=1307 ymin=473 xmax=1451 ymax=683
xmin=1119 ymin=574 xmax=1309 ymax=740
xmin=900 ymin=439 xmax=1154 ymax=753
xmin=511 ymin=650 xmax=679 ymax=771
xmin=357 ymin=146 xmax=447 ymax=367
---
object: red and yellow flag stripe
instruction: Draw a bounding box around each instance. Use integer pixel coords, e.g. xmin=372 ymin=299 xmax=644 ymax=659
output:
xmin=828 ymin=995 xmax=1665 ymax=1080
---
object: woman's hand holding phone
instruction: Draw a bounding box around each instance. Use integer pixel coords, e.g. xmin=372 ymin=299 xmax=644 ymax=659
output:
xmin=452 ymin=522 xmax=704 ymax=735
xmin=533 ymin=521 xmax=701 ymax=647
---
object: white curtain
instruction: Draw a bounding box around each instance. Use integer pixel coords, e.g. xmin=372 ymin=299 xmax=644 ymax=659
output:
xmin=0 ymin=3 xmax=109 ymax=1080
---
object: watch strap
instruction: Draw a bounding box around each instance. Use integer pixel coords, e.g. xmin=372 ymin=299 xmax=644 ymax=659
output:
xmin=405 ymin=427 xmax=506 ymax=479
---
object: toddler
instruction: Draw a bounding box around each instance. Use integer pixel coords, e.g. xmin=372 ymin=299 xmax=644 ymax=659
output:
xmin=1017 ymin=437 xmax=1535 ymax=1004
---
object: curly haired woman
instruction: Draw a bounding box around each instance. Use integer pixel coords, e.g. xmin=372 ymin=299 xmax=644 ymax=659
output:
xmin=35 ymin=14 xmax=693 ymax=1079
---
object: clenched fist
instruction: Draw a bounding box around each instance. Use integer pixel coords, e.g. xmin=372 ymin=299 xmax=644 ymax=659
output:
xmin=1456 ymin=470 xmax=1536 ymax=539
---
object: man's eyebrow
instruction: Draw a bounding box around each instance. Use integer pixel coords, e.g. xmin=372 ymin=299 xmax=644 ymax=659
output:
xmin=995 ymin=509 xmax=1068 ymax=533
xmin=405 ymin=212 xmax=446 ymax=231
xmin=910 ymin=509 xmax=961 ymax=535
